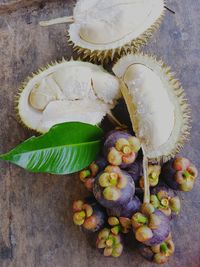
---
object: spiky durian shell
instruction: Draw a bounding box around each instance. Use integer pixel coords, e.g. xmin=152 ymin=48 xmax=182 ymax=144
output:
xmin=112 ymin=53 xmax=191 ymax=163
xmin=67 ymin=1 xmax=165 ymax=64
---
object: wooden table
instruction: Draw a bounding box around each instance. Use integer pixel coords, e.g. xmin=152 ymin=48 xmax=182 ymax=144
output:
xmin=0 ymin=1 xmax=200 ymax=266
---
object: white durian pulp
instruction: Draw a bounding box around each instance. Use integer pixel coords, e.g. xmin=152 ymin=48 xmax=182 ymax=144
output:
xmin=69 ymin=0 xmax=164 ymax=50
xmin=39 ymin=100 xmax=110 ymax=133
xmin=29 ymin=75 xmax=64 ymax=110
xmin=91 ymin=71 xmax=121 ymax=104
xmin=123 ymin=64 xmax=175 ymax=151
xmin=18 ymin=61 xmax=120 ymax=133
xmin=113 ymin=54 xmax=189 ymax=161
xmin=51 ymin=66 xmax=93 ymax=100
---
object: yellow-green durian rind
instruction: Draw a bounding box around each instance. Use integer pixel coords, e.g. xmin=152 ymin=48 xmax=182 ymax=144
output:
xmin=67 ymin=8 xmax=165 ymax=64
xmin=113 ymin=53 xmax=191 ymax=163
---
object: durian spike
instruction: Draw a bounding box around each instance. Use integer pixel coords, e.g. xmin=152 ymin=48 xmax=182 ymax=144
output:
xmin=142 ymin=147 xmax=150 ymax=204
xmin=39 ymin=16 xmax=74 ymax=27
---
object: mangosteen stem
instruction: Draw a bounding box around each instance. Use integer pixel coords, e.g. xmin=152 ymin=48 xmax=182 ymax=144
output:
xmin=39 ymin=16 xmax=74 ymax=27
xmin=142 ymin=148 xmax=150 ymax=204
xmin=160 ymin=243 xmax=168 ymax=253
xmin=107 ymin=111 xmax=125 ymax=128
xmin=136 ymin=214 xmax=148 ymax=224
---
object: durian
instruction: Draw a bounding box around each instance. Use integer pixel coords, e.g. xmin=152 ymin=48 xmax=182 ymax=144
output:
xmin=17 ymin=59 xmax=121 ymax=133
xmin=40 ymin=0 xmax=165 ymax=63
xmin=112 ymin=53 xmax=191 ymax=164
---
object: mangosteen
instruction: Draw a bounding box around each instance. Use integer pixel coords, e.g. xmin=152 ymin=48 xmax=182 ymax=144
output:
xmin=150 ymin=186 xmax=181 ymax=218
xmin=103 ymin=130 xmax=141 ymax=168
xmin=93 ymin=165 xmax=135 ymax=209
xmin=161 ymin=157 xmax=198 ymax=192
xmin=79 ymin=156 xmax=108 ymax=191
xmin=108 ymin=216 xmax=132 ymax=234
xmin=72 ymin=198 xmax=106 ymax=232
xmin=138 ymin=233 xmax=175 ymax=264
xmin=138 ymin=243 xmax=154 ymax=262
xmin=126 ymin=157 xmax=143 ymax=184
xmin=104 ymin=128 xmax=126 ymax=140
xmin=107 ymin=196 xmax=141 ymax=219
xmin=139 ymin=164 xmax=161 ymax=189
xmin=132 ymin=203 xmax=170 ymax=246
xmin=96 ymin=228 xmax=123 ymax=257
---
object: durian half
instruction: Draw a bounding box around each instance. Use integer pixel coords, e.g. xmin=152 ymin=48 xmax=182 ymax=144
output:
xmin=17 ymin=59 xmax=121 ymax=133
xmin=40 ymin=0 xmax=165 ymax=63
xmin=113 ymin=53 xmax=191 ymax=163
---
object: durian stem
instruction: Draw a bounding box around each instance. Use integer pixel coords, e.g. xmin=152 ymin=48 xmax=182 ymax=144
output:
xmin=39 ymin=16 xmax=74 ymax=27
xmin=142 ymin=147 xmax=150 ymax=204
xmin=164 ymin=6 xmax=175 ymax=14
xmin=107 ymin=111 xmax=125 ymax=128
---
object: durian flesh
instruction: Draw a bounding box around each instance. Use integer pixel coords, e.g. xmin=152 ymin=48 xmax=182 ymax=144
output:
xmin=113 ymin=54 xmax=191 ymax=163
xmin=17 ymin=60 xmax=120 ymax=133
xmin=40 ymin=0 xmax=165 ymax=63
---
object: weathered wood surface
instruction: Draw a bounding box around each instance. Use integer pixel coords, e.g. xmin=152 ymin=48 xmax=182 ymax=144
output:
xmin=0 ymin=0 xmax=47 ymax=14
xmin=0 ymin=0 xmax=200 ymax=266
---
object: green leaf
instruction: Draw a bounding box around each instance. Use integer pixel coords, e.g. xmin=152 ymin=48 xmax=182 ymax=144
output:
xmin=0 ymin=122 xmax=103 ymax=175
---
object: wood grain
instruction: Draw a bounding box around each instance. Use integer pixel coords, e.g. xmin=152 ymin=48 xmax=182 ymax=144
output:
xmin=0 ymin=0 xmax=200 ymax=266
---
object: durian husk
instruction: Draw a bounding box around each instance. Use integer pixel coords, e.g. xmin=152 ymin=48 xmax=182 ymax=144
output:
xmin=113 ymin=53 xmax=191 ymax=164
xmin=67 ymin=13 xmax=165 ymax=65
xmin=15 ymin=57 xmax=120 ymax=133
xmin=39 ymin=1 xmax=165 ymax=64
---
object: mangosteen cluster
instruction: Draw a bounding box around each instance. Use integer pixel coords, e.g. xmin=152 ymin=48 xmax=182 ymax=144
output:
xmin=72 ymin=129 xmax=198 ymax=264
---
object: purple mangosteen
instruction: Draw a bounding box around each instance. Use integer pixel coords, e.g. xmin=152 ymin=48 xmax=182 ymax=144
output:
xmin=107 ymin=216 xmax=132 ymax=234
xmin=107 ymin=196 xmax=141 ymax=219
xmin=132 ymin=203 xmax=170 ymax=246
xmin=161 ymin=157 xmax=198 ymax=192
xmin=139 ymin=164 xmax=161 ymax=189
xmin=79 ymin=156 xmax=108 ymax=191
xmin=150 ymin=186 xmax=181 ymax=219
xmin=96 ymin=227 xmax=123 ymax=257
xmin=103 ymin=130 xmax=141 ymax=168
xmin=138 ymin=233 xmax=175 ymax=264
xmin=126 ymin=157 xmax=143 ymax=184
xmin=93 ymin=165 xmax=135 ymax=209
xmin=72 ymin=197 xmax=107 ymax=232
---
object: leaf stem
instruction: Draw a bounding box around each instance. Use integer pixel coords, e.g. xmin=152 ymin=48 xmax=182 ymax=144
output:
xmin=39 ymin=16 xmax=74 ymax=27
xmin=142 ymin=147 xmax=150 ymax=204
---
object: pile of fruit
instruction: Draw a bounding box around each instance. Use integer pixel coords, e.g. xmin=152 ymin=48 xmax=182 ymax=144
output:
xmin=73 ymin=129 xmax=198 ymax=264
xmin=0 ymin=0 xmax=198 ymax=265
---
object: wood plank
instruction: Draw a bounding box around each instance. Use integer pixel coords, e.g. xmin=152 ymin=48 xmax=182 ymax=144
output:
xmin=0 ymin=1 xmax=199 ymax=266
xmin=0 ymin=0 xmax=45 ymax=14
